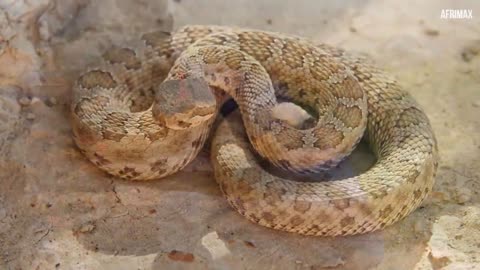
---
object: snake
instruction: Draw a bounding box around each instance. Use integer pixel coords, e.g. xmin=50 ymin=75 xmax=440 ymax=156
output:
xmin=71 ymin=25 xmax=438 ymax=236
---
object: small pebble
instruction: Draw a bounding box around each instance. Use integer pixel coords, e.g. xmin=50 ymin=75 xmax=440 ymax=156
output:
xmin=168 ymin=250 xmax=195 ymax=262
xmin=461 ymin=40 xmax=480 ymax=62
xmin=47 ymin=97 xmax=58 ymax=106
xmin=31 ymin=97 xmax=42 ymax=105
xmin=428 ymin=252 xmax=451 ymax=270
xmin=430 ymin=191 xmax=448 ymax=203
xmin=455 ymin=188 xmax=471 ymax=204
xmin=243 ymin=240 xmax=256 ymax=248
xmin=18 ymin=97 xmax=31 ymax=106
xmin=424 ymin=28 xmax=439 ymax=36
xmin=26 ymin=113 xmax=35 ymax=120
xmin=79 ymin=223 xmax=95 ymax=233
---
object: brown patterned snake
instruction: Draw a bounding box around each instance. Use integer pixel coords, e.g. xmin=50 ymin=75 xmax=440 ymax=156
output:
xmin=71 ymin=25 xmax=438 ymax=236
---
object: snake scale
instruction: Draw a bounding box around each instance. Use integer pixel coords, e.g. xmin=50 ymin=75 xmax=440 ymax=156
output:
xmin=71 ymin=25 xmax=438 ymax=236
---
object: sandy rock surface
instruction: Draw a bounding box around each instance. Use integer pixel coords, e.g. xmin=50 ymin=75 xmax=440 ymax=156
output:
xmin=0 ymin=0 xmax=479 ymax=269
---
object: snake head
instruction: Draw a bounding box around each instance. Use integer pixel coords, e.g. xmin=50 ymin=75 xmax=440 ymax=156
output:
xmin=153 ymin=77 xmax=217 ymax=130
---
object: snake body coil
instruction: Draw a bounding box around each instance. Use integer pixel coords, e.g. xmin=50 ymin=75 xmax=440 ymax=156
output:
xmin=72 ymin=25 xmax=438 ymax=236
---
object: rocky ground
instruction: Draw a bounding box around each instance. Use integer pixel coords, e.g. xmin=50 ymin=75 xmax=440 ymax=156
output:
xmin=0 ymin=0 xmax=479 ymax=269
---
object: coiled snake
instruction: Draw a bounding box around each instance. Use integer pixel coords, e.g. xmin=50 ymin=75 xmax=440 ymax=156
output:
xmin=71 ymin=25 xmax=438 ymax=236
